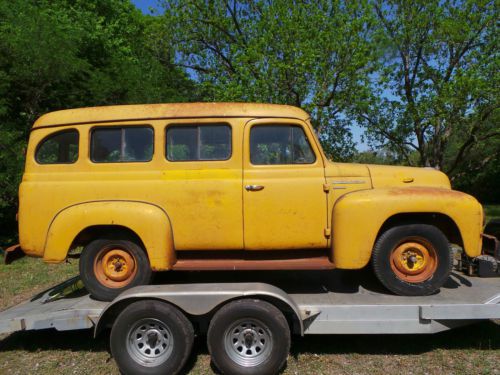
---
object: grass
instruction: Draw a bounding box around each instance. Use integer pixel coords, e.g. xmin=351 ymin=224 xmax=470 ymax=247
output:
xmin=0 ymin=205 xmax=499 ymax=374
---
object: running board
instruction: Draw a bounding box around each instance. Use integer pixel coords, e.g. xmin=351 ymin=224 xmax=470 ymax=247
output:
xmin=172 ymin=253 xmax=334 ymax=271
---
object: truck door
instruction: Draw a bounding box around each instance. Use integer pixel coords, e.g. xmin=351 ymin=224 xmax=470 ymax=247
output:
xmin=163 ymin=119 xmax=244 ymax=250
xmin=243 ymin=118 xmax=328 ymax=250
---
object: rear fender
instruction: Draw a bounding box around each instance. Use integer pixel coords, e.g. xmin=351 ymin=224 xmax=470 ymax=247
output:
xmin=43 ymin=200 xmax=174 ymax=270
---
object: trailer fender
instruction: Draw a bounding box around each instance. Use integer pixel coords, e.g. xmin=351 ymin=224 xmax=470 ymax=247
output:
xmin=94 ymin=282 xmax=305 ymax=336
xmin=43 ymin=200 xmax=175 ymax=270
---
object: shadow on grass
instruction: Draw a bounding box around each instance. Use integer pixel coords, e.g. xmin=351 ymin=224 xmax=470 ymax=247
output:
xmin=152 ymin=267 xmax=479 ymax=296
xmin=289 ymin=320 xmax=499 ymax=357
xmin=0 ymin=320 xmax=497 ymax=373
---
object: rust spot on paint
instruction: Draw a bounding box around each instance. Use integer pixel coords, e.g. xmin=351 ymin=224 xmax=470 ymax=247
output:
xmin=387 ymin=187 xmax=462 ymax=198
xmin=171 ymin=250 xmax=334 ymax=271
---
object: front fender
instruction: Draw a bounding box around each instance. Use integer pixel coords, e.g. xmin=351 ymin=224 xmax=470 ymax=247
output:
xmin=44 ymin=200 xmax=175 ymax=270
xmin=331 ymin=188 xmax=483 ymax=269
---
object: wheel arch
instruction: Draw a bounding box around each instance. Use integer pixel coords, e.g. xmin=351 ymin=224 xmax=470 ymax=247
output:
xmin=43 ymin=200 xmax=175 ymax=270
xmin=376 ymin=212 xmax=464 ymax=249
xmin=94 ymin=284 xmax=305 ymax=337
xmin=71 ymin=224 xmax=146 ymax=251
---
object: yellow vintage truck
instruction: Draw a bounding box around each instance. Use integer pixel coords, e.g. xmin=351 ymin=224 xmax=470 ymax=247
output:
xmin=12 ymin=103 xmax=488 ymax=301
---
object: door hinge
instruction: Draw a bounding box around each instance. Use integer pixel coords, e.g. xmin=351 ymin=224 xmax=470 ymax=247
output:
xmin=324 ymin=228 xmax=331 ymax=238
xmin=323 ymin=183 xmax=331 ymax=193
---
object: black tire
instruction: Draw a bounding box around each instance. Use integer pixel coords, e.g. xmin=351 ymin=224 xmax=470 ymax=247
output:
xmin=372 ymin=224 xmax=453 ymax=296
xmin=208 ymin=299 xmax=290 ymax=375
xmin=110 ymin=300 xmax=194 ymax=375
xmin=80 ymin=239 xmax=152 ymax=301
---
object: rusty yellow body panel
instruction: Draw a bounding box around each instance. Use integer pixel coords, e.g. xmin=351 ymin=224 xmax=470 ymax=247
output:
xmin=43 ymin=201 xmax=174 ymax=269
xmin=17 ymin=102 xmax=486 ymax=275
xmin=367 ymin=164 xmax=451 ymax=189
xmin=32 ymin=102 xmax=309 ymax=128
xmin=19 ymin=118 xmax=247 ymax=268
xmin=243 ymin=118 xmax=327 ymax=249
xmin=331 ymin=187 xmax=483 ymax=269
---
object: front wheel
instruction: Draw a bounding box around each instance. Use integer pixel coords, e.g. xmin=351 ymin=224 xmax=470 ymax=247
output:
xmin=372 ymin=224 xmax=453 ymax=296
xmin=80 ymin=239 xmax=152 ymax=301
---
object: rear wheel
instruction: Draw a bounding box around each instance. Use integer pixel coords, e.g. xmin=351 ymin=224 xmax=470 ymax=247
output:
xmin=110 ymin=300 xmax=194 ymax=375
xmin=372 ymin=224 xmax=453 ymax=296
xmin=80 ymin=239 xmax=152 ymax=301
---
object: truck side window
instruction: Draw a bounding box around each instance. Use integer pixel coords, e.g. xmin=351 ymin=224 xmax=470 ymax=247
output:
xmin=91 ymin=126 xmax=153 ymax=163
xmin=166 ymin=124 xmax=231 ymax=161
xmin=35 ymin=129 xmax=79 ymax=164
xmin=250 ymin=125 xmax=315 ymax=165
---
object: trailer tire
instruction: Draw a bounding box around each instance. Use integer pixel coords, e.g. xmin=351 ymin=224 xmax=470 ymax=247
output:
xmin=110 ymin=300 xmax=194 ymax=375
xmin=372 ymin=224 xmax=453 ymax=296
xmin=80 ymin=239 xmax=152 ymax=301
xmin=208 ymin=299 xmax=290 ymax=375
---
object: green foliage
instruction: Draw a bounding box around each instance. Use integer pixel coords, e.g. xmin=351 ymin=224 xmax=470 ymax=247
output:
xmin=0 ymin=0 xmax=196 ymax=243
xmin=161 ymin=0 xmax=378 ymax=161
xmin=357 ymin=0 xmax=499 ymax=177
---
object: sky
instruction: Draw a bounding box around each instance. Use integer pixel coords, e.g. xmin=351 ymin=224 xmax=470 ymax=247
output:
xmin=130 ymin=0 xmax=368 ymax=150
xmin=131 ymin=0 xmax=160 ymax=14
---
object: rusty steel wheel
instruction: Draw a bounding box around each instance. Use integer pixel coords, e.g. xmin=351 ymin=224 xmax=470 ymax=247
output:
xmin=389 ymin=239 xmax=438 ymax=283
xmin=93 ymin=247 xmax=138 ymax=289
xmin=80 ymin=239 xmax=152 ymax=301
xmin=372 ymin=224 xmax=453 ymax=296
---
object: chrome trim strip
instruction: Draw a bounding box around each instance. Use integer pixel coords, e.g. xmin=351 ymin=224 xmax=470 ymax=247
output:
xmin=331 ymin=180 xmax=367 ymax=185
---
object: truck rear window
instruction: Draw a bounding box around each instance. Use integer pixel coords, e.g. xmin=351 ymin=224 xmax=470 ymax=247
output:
xmin=35 ymin=129 xmax=79 ymax=164
xmin=166 ymin=124 xmax=231 ymax=161
xmin=91 ymin=126 xmax=153 ymax=163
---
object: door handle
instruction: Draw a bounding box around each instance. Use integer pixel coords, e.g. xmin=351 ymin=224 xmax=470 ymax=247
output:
xmin=245 ymin=185 xmax=265 ymax=191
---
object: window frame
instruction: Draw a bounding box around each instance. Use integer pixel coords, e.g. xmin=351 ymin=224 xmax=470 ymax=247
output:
xmin=165 ymin=123 xmax=233 ymax=162
xmin=35 ymin=128 xmax=80 ymax=165
xmin=89 ymin=125 xmax=155 ymax=164
xmin=249 ymin=124 xmax=317 ymax=166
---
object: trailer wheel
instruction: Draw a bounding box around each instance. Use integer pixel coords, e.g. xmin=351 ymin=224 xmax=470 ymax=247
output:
xmin=372 ymin=224 xmax=453 ymax=296
xmin=80 ymin=239 xmax=152 ymax=301
xmin=110 ymin=300 xmax=194 ymax=375
xmin=208 ymin=299 xmax=290 ymax=375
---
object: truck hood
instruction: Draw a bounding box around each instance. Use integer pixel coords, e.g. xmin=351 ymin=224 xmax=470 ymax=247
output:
xmin=367 ymin=164 xmax=451 ymax=189
xmin=325 ymin=162 xmax=451 ymax=189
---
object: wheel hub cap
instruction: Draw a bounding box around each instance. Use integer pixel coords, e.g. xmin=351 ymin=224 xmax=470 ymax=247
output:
xmin=127 ymin=319 xmax=173 ymax=367
xmin=102 ymin=249 xmax=135 ymax=282
xmin=224 ymin=318 xmax=273 ymax=367
xmin=390 ymin=241 xmax=438 ymax=283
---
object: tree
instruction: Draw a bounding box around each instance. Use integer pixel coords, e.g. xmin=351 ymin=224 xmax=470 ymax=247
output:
xmin=161 ymin=0 xmax=378 ymax=160
xmin=0 ymin=0 xmax=195 ymax=243
xmin=357 ymin=0 xmax=499 ymax=176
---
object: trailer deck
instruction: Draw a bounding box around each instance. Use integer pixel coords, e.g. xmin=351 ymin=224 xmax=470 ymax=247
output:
xmin=1 ymin=270 xmax=498 ymax=336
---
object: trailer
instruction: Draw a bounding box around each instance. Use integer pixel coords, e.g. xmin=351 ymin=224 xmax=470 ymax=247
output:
xmin=0 ymin=270 xmax=499 ymax=375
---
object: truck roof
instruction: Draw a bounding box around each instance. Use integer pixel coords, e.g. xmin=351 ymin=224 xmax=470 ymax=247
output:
xmin=32 ymin=102 xmax=310 ymax=129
